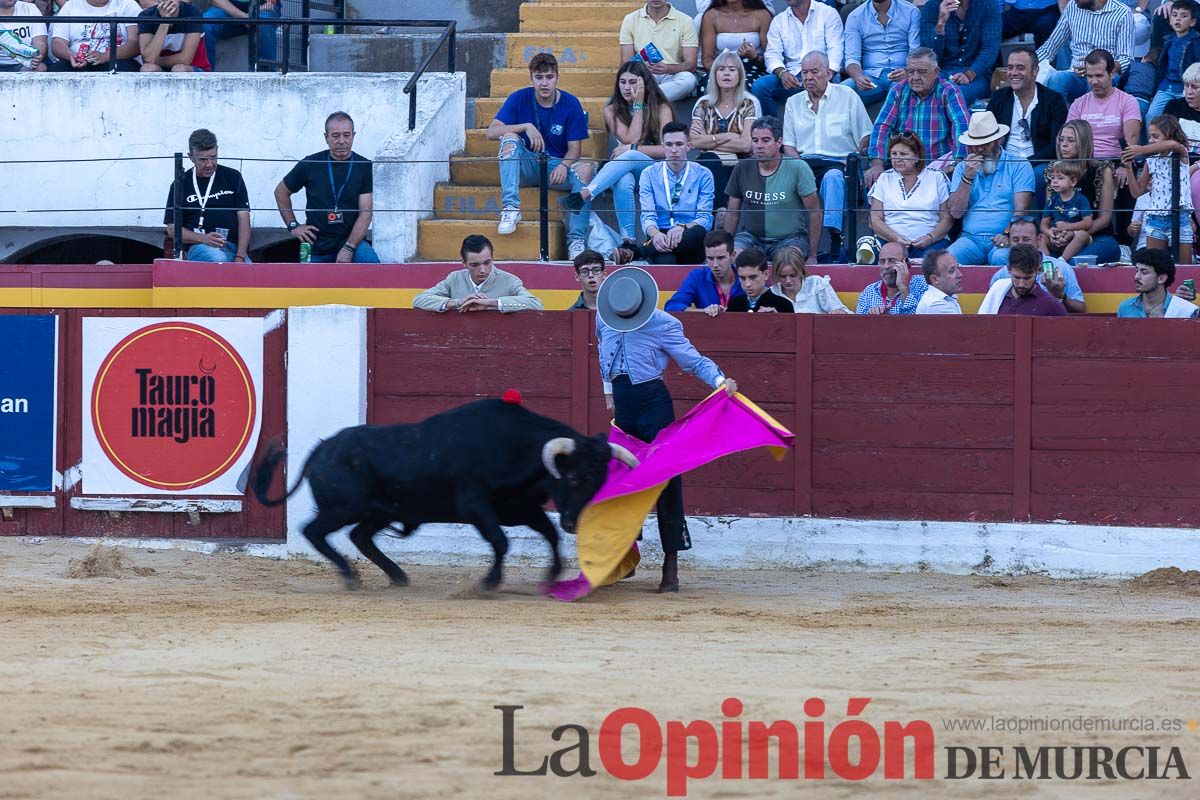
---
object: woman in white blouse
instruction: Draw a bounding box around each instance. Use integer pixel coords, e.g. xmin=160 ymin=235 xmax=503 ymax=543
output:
xmin=867 ymin=132 xmax=953 ymax=258
xmin=767 ymin=246 xmax=851 ymax=314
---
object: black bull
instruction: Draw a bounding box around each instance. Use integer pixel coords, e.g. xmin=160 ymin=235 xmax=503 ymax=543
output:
xmin=251 ymin=399 xmax=638 ymax=590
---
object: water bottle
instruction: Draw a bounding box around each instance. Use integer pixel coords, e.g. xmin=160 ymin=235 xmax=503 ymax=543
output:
xmin=324 ymin=24 xmax=336 ymax=35
xmin=299 ymin=242 xmax=311 ymax=263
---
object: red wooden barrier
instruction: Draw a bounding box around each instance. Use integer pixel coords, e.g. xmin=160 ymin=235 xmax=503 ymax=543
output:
xmin=369 ymin=311 xmax=1200 ymax=528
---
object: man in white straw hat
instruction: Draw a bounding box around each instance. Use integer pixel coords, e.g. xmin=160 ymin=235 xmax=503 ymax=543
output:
xmin=946 ymin=110 xmax=1035 ymax=266
xmin=596 ymin=267 xmax=738 ymax=593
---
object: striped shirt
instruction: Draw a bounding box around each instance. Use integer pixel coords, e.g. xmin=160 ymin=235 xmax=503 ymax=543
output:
xmin=1036 ymin=0 xmax=1133 ymax=73
xmin=869 ymin=77 xmax=970 ymax=162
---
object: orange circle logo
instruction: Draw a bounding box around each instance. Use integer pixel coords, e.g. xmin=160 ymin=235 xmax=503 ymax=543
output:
xmin=91 ymin=322 xmax=256 ymax=491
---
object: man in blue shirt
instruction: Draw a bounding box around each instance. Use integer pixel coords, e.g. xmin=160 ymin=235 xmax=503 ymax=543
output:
xmin=855 ymin=241 xmax=930 ymax=313
xmin=664 ymin=230 xmax=745 ymax=314
xmin=920 ymin=0 xmax=1002 ymax=105
xmin=487 ymin=52 xmax=593 ymax=259
xmin=842 ymin=0 xmax=922 ymax=106
xmin=947 ymin=111 xmax=1035 ymax=266
xmin=630 ymin=121 xmax=715 ymax=264
xmin=1118 ymin=247 xmax=1200 ymax=317
xmin=596 ymin=266 xmax=738 ymax=592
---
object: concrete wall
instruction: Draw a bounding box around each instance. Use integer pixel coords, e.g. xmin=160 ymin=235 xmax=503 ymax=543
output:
xmin=0 ymin=72 xmax=463 ymax=262
xmin=308 ymin=32 xmax=503 ymax=99
xmin=374 ymin=74 xmax=466 ymax=261
xmin=348 ymin=0 xmax=523 ymax=32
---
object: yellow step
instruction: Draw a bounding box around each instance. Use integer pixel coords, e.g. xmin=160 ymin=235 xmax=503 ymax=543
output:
xmin=520 ymin=2 xmax=641 ymax=32
xmin=418 ymin=218 xmax=564 ymax=261
xmin=476 ymin=95 xmax=609 ymax=128
xmin=505 ymin=32 xmax=622 ymax=69
xmin=491 ymin=67 xmax=616 ymax=97
xmin=433 ymin=183 xmax=564 ymax=221
xmin=464 ymin=128 xmax=609 ymax=160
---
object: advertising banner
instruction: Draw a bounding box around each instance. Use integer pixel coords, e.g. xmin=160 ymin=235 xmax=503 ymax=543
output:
xmin=0 ymin=315 xmax=58 ymax=492
xmin=82 ymin=318 xmax=263 ymax=496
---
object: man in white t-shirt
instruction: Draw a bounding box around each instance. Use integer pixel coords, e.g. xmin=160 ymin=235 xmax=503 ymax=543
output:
xmin=915 ymin=248 xmax=964 ymax=314
xmin=49 ymin=0 xmax=142 ymax=72
xmin=0 ymin=0 xmax=47 ymax=71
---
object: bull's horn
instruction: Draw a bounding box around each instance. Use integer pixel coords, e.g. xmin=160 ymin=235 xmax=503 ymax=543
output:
xmin=609 ymin=443 xmax=640 ymax=469
xmin=541 ymin=437 xmax=575 ymax=479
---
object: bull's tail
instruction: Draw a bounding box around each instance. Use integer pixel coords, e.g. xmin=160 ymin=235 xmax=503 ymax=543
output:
xmin=251 ymin=440 xmax=309 ymax=507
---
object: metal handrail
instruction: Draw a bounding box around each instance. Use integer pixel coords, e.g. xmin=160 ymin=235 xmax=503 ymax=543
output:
xmin=401 ymin=20 xmax=457 ymax=131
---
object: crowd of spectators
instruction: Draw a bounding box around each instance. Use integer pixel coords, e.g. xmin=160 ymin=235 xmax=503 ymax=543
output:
xmin=475 ymin=0 xmax=1200 ymax=291
xmin=0 ymin=0 xmax=275 ymax=72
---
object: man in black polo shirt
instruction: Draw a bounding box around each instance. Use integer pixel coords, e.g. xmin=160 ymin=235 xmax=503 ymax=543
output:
xmin=274 ymin=111 xmax=378 ymax=263
xmin=164 ymin=128 xmax=251 ymax=262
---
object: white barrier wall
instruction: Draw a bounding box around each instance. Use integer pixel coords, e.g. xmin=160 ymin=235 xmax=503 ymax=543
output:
xmin=0 ymin=72 xmax=464 ymax=261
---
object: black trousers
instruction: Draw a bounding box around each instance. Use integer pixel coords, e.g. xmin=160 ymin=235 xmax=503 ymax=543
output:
xmin=634 ymin=223 xmax=707 ymax=265
xmin=611 ymin=376 xmax=691 ymax=553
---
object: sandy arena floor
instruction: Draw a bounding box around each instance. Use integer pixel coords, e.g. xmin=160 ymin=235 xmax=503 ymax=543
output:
xmin=1 ymin=537 xmax=1198 ymax=799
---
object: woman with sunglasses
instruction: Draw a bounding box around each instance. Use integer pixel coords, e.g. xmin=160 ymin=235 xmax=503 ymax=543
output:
xmin=690 ymin=50 xmax=762 ymax=218
xmin=867 ymin=131 xmax=953 ymax=258
xmin=559 ymin=60 xmax=674 ymax=248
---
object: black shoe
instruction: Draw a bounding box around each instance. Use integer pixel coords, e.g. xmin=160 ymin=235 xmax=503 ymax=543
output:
xmin=558 ymin=191 xmax=586 ymax=211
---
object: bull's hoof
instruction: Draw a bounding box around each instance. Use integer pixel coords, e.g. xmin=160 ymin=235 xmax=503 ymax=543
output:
xmin=389 ymin=574 xmax=410 ymax=588
xmin=656 ymin=580 xmax=679 ymax=594
xmin=342 ymin=573 xmax=362 ymax=591
xmin=480 ymin=576 xmax=502 ymax=592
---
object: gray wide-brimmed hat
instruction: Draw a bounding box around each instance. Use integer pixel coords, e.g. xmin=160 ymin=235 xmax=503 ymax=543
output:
xmin=597 ymin=267 xmax=659 ymax=332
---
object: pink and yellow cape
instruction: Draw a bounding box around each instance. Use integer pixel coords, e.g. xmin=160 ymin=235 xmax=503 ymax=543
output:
xmin=547 ymin=389 xmax=794 ymax=601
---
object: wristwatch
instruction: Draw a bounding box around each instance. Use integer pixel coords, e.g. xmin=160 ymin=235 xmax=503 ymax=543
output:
xmin=288 ymin=220 xmax=299 ymax=231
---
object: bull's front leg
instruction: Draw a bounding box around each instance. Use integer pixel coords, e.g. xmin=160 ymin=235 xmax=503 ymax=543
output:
xmin=522 ymin=510 xmax=563 ymax=586
xmin=458 ymin=492 xmax=509 ymax=590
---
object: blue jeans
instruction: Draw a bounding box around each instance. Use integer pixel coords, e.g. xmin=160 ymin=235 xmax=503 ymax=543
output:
xmin=751 ymin=71 xmax=803 ymax=118
xmin=946 ymin=71 xmax=992 ymax=106
xmin=309 ymin=241 xmax=381 ymax=263
xmin=948 ymin=233 xmax=997 ymax=265
xmin=808 ymin=160 xmax=845 ymax=234
xmin=585 ymin=149 xmax=654 ymax=240
xmin=1147 ymin=85 xmax=1182 ymax=123
xmin=186 ymin=243 xmax=251 ymax=262
xmin=498 ymin=136 xmax=588 ymax=242
xmin=203 ymin=2 xmax=280 ymax=68
xmin=909 ymin=237 xmax=952 ymax=259
xmin=841 ymin=69 xmax=896 ymax=107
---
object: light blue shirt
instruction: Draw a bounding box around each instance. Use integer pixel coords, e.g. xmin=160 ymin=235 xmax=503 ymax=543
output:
xmin=951 ymin=155 xmax=1035 ymax=238
xmin=844 ymin=0 xmax=921 ymax=73
xmin=990 ymin=260 xmax=1085 ymax=303
xmin=638 ymin=160 xmax=715 ymax=235
xmin=597 ymin=309 xmax=725 ymax=392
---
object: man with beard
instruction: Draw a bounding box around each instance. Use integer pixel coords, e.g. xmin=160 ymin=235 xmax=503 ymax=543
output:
xmin=986 ymin=46 xmax=1068 ymax=168
xmin=275 ymin=111 xmax=378 ymax=263
xmin=864 ymin=48 xmax=969 ymax=189
xmin=915 ymin=248 xmax=964 ymax=314
xmin=1117 ymin=247 xmax=1200 ymax=317
xmin=569 ymin=250 xmax=607 ymax=310
xmin=781 ymin=51 xmax=872 ymax=261
xmin=947 ymin=111 xmax=1035 ymax=266
xmin=855 ymin=241 xmax=929 ymax=314
xmin=163 ymin=128 xmax=251 ymax=262
xmin=976 ymin=244 xmax=1068 ymax=315
xmin=986 ymin=218 xmax=1087 ymax=313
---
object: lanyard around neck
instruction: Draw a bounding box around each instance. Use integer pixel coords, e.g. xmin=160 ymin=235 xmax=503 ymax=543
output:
xmin=192 ymin=169 xmax=216 ymax=227
xmin=327 ymin=155 xmax=355 ymax=212
xmin=662 ymin=163 xmax=690 ymax=227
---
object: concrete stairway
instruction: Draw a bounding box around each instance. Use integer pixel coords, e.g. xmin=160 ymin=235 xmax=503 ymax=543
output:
xmin=417 ymin=0 xmax=640 ymax=261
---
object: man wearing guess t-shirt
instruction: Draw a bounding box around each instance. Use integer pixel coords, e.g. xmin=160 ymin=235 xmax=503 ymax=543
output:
xmin=164 ymin=128 xmax=252 ymax=263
